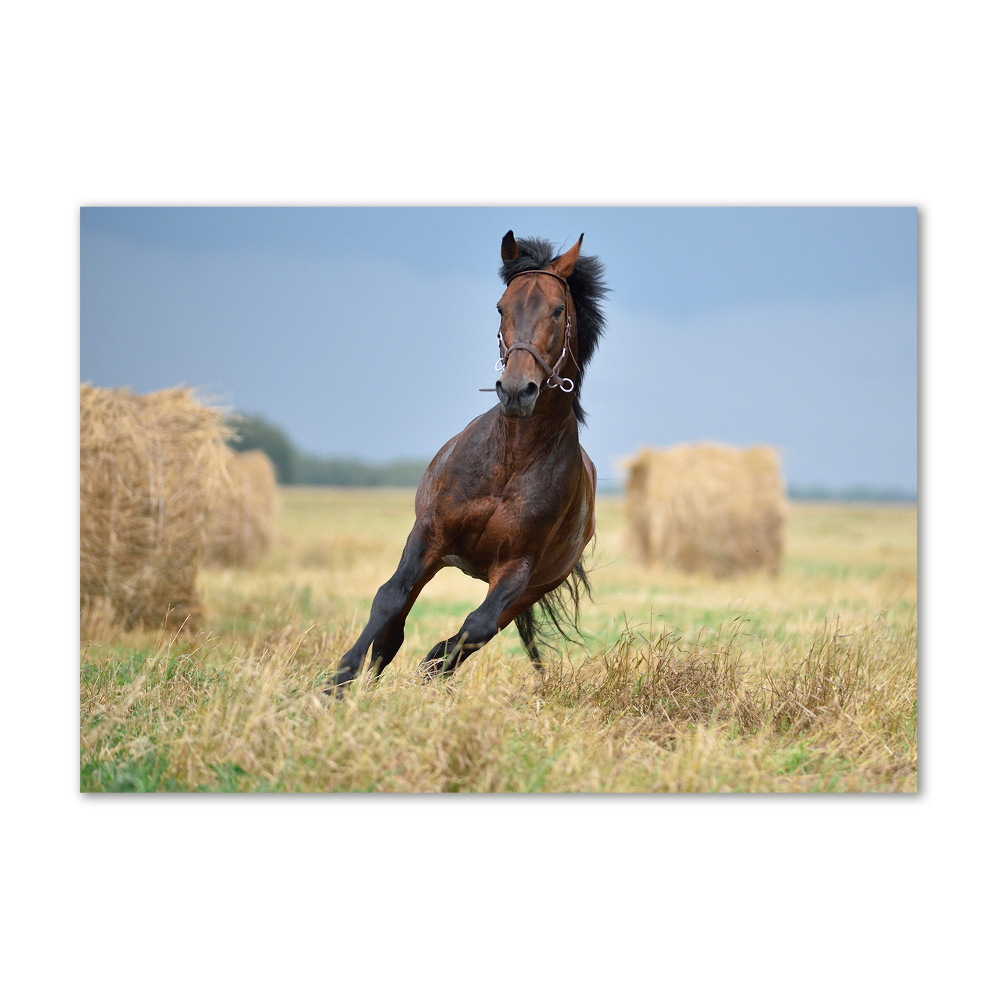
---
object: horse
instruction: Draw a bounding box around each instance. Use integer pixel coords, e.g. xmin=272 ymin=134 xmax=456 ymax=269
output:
xmin=329 ymin=230 xmax=609 ymax=691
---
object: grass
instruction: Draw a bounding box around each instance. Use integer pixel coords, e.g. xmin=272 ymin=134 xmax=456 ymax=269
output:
xmin=80 ymin=489 xmax=917 ymax=792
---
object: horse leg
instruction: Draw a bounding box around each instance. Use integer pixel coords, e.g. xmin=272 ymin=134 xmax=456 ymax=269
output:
xmin=501 ymin=588 xmax=556 ymax=670
xmin=329 ymin=525 xmax=440 ymax=692
xmin=422 ymin=559 xmax=532 ymax=677
xmin=513 ymin=606 xmax=545 ymax=670
xmin=369 ymin=619 xmax=406 ymax=677
xmin=368 ymin=571 xmax=434 ymax=676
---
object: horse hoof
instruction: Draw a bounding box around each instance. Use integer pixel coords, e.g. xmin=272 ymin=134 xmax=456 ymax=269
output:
xmin=323 ymin=669 xmax=355 ymax=698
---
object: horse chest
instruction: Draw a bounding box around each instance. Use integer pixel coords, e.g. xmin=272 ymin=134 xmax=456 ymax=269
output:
xmin=441 ymin=491 xmax=567 ymax=572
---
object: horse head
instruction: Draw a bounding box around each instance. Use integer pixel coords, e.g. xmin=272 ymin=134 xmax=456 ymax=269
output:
xmin=494 ymin=231 xmax=583 ymax=418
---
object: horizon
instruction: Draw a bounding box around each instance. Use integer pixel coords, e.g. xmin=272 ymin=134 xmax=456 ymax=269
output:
xmin=219 ymin=407 xmax=918 ymax=501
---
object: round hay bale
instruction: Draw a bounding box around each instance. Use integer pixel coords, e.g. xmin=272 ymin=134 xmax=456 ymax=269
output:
xmin=622 ymin=443 xmax=787 ymax=577
xmin=80 ymin=384 xmax=230 ymax=630
xmin=204 ymin=449 xmax=278 ymax=567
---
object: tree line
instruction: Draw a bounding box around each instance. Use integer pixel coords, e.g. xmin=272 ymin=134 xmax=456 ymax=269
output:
xmin=228 ymin=414 xmax=428 ymax=487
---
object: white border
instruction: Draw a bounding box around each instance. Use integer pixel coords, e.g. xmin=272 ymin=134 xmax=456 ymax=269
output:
xmin=3 ymin=2 xmax=995 ymax=994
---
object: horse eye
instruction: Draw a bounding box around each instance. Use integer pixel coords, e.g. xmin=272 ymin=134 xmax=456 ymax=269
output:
xmin=553 ymin=306 xmax=564 ymax=317
xmin=497 ymin=306 xmax=502 ymax=315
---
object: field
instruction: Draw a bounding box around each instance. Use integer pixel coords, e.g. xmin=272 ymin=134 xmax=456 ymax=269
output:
xmin=80 ymin=489 xmax=917 ymax=792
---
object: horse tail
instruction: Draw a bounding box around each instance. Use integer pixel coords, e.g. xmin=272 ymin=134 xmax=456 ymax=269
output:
xmin=514 ymin=559 xmax=593 ymax=668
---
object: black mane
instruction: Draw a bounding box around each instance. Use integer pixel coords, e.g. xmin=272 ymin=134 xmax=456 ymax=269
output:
xmin=498 ymin=236 xmax=609 ymax=425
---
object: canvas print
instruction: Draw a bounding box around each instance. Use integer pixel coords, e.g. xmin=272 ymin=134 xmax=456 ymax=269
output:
xmin=80 ymin=207 xmax=917 ymax=792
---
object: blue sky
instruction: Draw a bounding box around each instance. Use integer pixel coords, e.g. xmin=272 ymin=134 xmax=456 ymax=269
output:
xmin=80 ymin=207 xmax=917 ymax=491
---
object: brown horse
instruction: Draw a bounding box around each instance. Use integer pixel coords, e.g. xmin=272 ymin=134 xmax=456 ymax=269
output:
xmin=329 ymin=230 xmax=608 ymax=690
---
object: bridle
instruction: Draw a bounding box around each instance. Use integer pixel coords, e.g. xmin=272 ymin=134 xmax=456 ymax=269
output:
xmin=493 ymin=269 xmax=577 ymax=394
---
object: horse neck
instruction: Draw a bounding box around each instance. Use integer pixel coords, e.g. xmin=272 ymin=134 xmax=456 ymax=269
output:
xmin=493 ymin=390 xmax=578 ymax=467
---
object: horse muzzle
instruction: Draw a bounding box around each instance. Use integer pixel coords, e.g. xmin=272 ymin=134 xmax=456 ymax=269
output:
xmin=496 ymin=378 xmax=539 ymax=418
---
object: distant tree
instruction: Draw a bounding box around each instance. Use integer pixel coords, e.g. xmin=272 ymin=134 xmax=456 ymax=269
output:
xmin=787 ymin=483 xmax=917 ymax=503
xmin=375 ymin=459 xmax=429 ymax=487
xmin=227 ymin=414 xmax=296 ymax=484
xmin=291 ymin=455 xmax=377 ymax=486
xmin=225 ymin=412 xmax=428 ymax=487
xmin=291 ymin=454 xmax=429 ymax=487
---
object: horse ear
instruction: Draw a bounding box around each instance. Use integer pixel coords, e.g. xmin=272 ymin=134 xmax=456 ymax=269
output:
xmin=552 ymin=233 xmax=584 ymax=278
xmin=501 ymin=230 xmax=520 ymax=261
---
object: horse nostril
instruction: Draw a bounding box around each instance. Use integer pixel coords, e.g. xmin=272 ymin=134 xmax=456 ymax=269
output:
xmin=520 ymin=382 xmax=538 ymax=403
xmin=495 ymin=380 xmax=508 ymax=404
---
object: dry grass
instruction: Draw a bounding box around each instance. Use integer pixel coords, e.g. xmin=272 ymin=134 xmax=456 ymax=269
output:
xmin=623 ymin=443 xmax=786 ymax=576
xmin=204 ymin=449 xmax=278 ymax=568
xmin=79 ymin=615 xmax=915 ymax=792
xmin=80 ymin=489 xmax=917 ymax=793
xmin=80 ymin=384 xmax=230 ymax=630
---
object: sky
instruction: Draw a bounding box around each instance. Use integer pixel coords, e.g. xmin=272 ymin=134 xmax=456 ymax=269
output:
xmin=80 ymin=207 xmax=917 ymax=492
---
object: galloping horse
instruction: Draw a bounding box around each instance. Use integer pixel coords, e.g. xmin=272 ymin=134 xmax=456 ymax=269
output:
xmin=330 ymin=230 xmax=608 ymax=690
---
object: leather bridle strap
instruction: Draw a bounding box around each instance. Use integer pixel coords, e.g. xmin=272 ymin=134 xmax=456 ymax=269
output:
xmin=507 ymin=269 xmax=570 ymax=291
xmin=503 ymin=340 xmax=556 ymax=378
xmin=496 ymin=269 xmax=576 ymax=392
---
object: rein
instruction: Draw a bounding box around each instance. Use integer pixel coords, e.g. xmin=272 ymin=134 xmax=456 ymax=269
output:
xmin=487 ymin=269 xmax=577 ymax=394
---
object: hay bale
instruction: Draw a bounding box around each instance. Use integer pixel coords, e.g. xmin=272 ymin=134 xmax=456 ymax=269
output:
xmin=80 ymin=384 xmax=230 ymax=630
xmin=622 ymin=443 xmax=786 ymax=577
xmin=204 ymin=449 xmax=278 ymax=567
